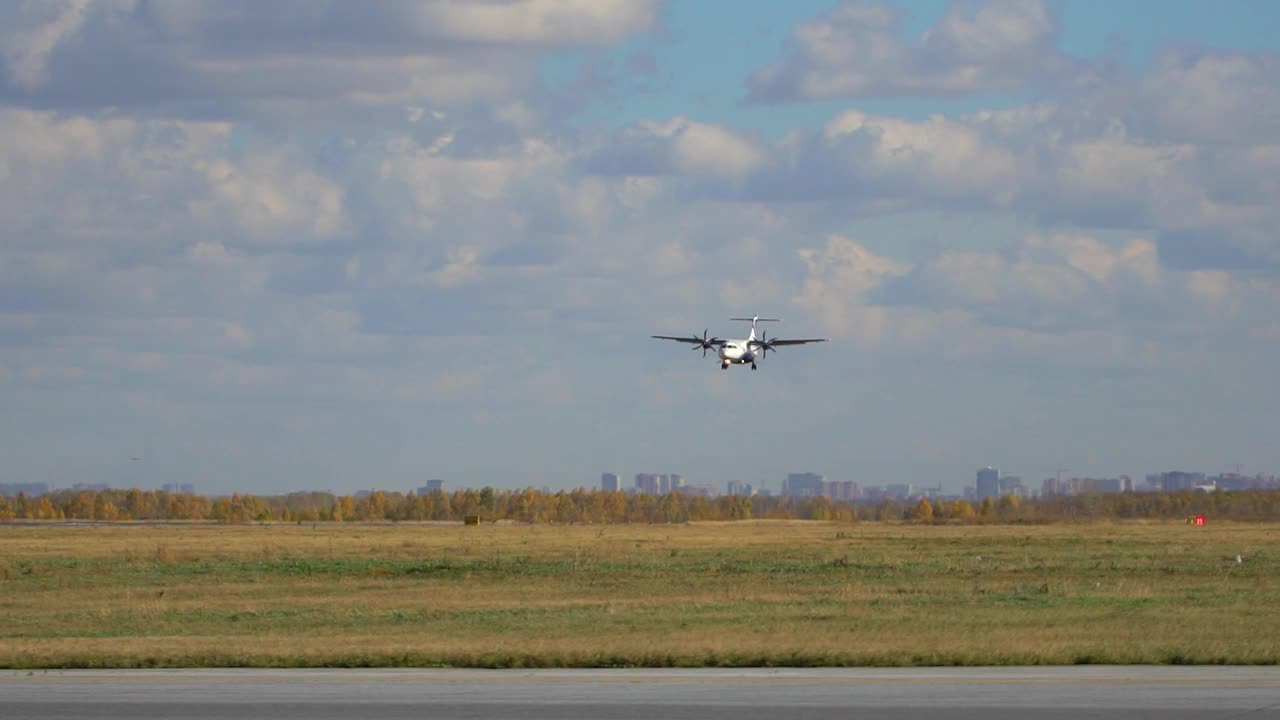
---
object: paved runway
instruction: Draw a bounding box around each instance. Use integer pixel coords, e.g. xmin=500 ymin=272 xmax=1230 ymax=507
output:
xmin=4 ymin=667 xmax=1278 ymax=719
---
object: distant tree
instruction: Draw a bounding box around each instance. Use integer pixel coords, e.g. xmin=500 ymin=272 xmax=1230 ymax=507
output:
xmin=604 ymin=491 xmax=628 ymax=523
xmin=430 ymin=490 xmax=452 ymax=521
xmin=686 ymin=496 xmax=713 ymax=522
xmin=948 ymin=500 xmax=976 ymax=520
xmin=35 ymin=497 xmax=60 ymax=520
xmin=66 ymin=491 xmax=95 ymax=519
xmin=659 ymin=492 xmax=690 ymax=523
xmin=978 ymin=497 xmax=996 ymax=518
xmin=996 ymin=494 xmax=1021 ymax=519
xmin=907 ymin=497 xmax=934 ymax=521
xmin=876 ymin=499 xmax=900 ymax=522
xmin=93 ymin=496 xmax=120 ymax=521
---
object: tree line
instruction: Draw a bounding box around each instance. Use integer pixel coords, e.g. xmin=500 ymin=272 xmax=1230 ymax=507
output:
xmin=2 ymin=486 xmax=1279 ymax=524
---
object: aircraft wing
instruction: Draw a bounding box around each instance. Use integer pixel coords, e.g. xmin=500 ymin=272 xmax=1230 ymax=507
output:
xmin=652 ymin=334 xmax=724 ymax=345
xmin=759 ymin=338 xmax=827 ymax=346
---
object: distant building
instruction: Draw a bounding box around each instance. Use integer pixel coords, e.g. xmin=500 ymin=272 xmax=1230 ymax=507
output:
xmin=998 ymin=475 xmax=1025 ymax=497
xmin=1094 ymin=477 xmax=1131 ymax=494
xmin=726 ymin=480 xmax=754 ymax=496
xmin=635 ymin=473 xmax=660 ymax=495
xmin=884 ymin=483 xmax=913 ymax=499
xmin=0 ymin=482 xmax=50 ymax=497
xmin=1149 ymin=471 xmax=1206 ymax=493
xmin=161 ymin=483 xmax=195 ymax=494
xmin=976 ymin=467 xmax=1000 ymax=500
xmin=416 ymin=479 xmax=445 ymax=495
xmin=1042 ymin=475 xmax=1136 ymax=496
xmin=815 ymin=480 xmax=859 ymax=501
xmin=70 ymin=483 xmax=110 ymax=492
xmin=783 ymin=472 xmax=824 ymax=497
xmin=601 ymin=473 xmax=621 ymax=492
xmin=1213 ymin=473 xmax=1275 ymax=491
xmin=835 ymin=481 xmax=859 ymax=501
xmin=1214 ymin=474 xmax=1250 ymax=491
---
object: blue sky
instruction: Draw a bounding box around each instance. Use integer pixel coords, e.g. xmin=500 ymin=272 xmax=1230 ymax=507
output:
xmin=553 ymin=0 xmax=1280 ymax=132
xmin=1 ymin=1 xmax=1278 ymax=495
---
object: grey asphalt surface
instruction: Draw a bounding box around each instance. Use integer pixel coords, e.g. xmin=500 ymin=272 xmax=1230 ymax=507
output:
xmin=3 ymin=667 xmax=1278 ymax=719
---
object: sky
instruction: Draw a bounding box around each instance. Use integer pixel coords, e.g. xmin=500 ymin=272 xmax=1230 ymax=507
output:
xmin=2 ymin=0 xmax=1278 ymax=495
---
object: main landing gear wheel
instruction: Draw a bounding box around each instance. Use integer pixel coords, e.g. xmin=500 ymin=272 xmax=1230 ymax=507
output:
xmin=751 ymin=363 xmax=757 ymax=370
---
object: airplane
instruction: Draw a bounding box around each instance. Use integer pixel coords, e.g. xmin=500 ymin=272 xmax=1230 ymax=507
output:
xmin=652 ymin=315 xmax=827 ymax=370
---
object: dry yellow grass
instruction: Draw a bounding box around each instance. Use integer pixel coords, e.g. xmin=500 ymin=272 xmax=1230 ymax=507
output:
xmin=1 ymin=520 xmax=1277 ymax=667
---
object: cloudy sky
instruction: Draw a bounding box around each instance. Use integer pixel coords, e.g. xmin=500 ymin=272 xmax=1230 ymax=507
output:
xmin=2 ymin=0 xmax=1278 ymax=495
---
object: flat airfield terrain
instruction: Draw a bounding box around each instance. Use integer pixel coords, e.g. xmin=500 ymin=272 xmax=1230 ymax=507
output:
xmin=1 ymin=520 xmax=1277 ymax=668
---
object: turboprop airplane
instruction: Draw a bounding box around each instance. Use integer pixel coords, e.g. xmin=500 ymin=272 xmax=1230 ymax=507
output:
xmin=652 ymin=315 xmax=827 ymax=370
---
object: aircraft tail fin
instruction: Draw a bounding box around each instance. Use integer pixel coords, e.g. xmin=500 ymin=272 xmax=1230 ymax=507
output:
xmin=730 ymin=315 xmax=780 ymax=341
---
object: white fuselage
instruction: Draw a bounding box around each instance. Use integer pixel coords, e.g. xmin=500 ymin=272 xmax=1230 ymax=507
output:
xmin=719 ymin=338 xmax=757 ymax=366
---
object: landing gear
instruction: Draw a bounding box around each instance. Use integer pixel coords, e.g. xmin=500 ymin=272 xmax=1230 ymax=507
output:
xmin=751 ymin=363 xmax=757 ymax=370
xmin=721 ymin=362 xmax=728 ymax=370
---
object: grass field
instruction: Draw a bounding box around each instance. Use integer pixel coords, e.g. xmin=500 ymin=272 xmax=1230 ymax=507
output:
xmin=1 ymin=520 xmax=1277 ymax=668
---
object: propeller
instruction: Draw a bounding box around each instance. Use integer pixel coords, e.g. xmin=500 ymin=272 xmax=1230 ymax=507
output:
xmin=755 ymin=330 xmax=777 ymax=358
xmin=689 ymin=328 xmax=721 ymax=358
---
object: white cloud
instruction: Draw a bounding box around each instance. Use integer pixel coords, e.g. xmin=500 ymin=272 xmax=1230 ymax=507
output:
xmin=188 ymin=241 xmax=237 ymax=268
xmin=664 ymin=119 xmax=764 ymax=180
xmin=651 ymin=241 xmax=696 ymax=276
xmin=795 ymin=235 xmax=911 ymax=345
xmin=0 ymin=1 xmax=660 ymax=120
xmin=747 ymin=0 xmax=1078 ymax=103
xmin=413 ymin=0 xmax=658 ymax=46
xmin=796 ymin=227 xmax=1280 ymax=368
xmin=586 ymin=116 xmax=765 ymax=180
xmin=1141 ymin=51 xmax=1280 ymax=145
xmin=220 ymin=322 xmax=253 ymax=352
xmin=1032 ymin=235 xmax=1159 ymax=287
xmin=0 ymin=110 xmax=348 ymax=254
xmin=926 ymin=0 xmax=1053 ymax=61
xmin=190 ymin=153 xmax=349 ymax=245
xmin=3 ymin=0 xmax=92 ymax=90
xmin=432 ymin=247 xmax=482 ymax=288
xmin=822 ymin=110 xmax=1019 ymax=201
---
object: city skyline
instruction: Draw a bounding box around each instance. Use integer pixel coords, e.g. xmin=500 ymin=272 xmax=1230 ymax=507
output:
xmin=8 ymin=462 xmax=1275 ymax=503
xmin=2 ymin=2 xmax=1278 ymax=495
